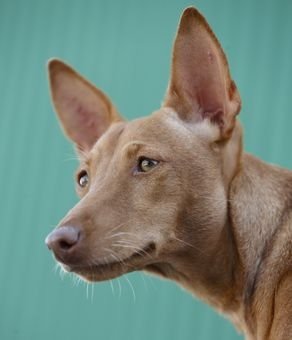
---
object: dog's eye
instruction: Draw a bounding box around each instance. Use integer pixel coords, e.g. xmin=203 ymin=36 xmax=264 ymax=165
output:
xmin=137 ymin=158 xmax=159 ymax=173
xmin=77 ymin=170 xmax=89 ymax=188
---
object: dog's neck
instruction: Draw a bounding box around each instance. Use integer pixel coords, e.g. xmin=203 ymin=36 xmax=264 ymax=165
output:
xmin=147 ymin=150 xmax=292 ymax=337
xmin=228 ymin=154 xmax=292 ymax=333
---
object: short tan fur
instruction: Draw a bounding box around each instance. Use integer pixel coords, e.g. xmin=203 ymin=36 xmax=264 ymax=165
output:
xmin=46 ymin=7 xmax=292 ymax=340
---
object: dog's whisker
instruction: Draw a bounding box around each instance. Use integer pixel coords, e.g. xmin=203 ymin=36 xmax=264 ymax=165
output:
xmin=59 ymin=265 xmax=66 ymax=280
xmin=109 ymin=253 xmax=125 ymax=266
xmin=72 ymin=275 xmax=82 ymax=287
xmin=172 ymin=235 xmax=206 ymax=255
xmin=53 ymin=263 xmax=59 ymax=274
xmin=86 ymin=282 xmax=89 ymax=300
xmin=124 ymin=275 xmax=136 ymax=303
xmin=63 ymin=156 xmax=80 ymax=162
xmin=102 ymin=248 xmax=127 ymax=266
xmin=91 ymin=283 xmax=95 ymax=302
xmin=106 ymin=231 xmax=138 ymax=240
xmin=144 ymin=273 xmax=157 ymax=291
xmin=116 ymin=278 xmax=122 ymax=298
xmin=109 ymin=280 xmax=115 ymax=296
xmin=104 ymin=223 xmax=127 ymax=239
xmin=139 ymin=272 xmax=149 ymax=292
xmin=112 ymin=242 xmax=152 ymax=258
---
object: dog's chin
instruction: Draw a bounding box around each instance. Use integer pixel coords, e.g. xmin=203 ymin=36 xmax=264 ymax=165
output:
xmin=60 ymin=242 xmax=157 ymax=282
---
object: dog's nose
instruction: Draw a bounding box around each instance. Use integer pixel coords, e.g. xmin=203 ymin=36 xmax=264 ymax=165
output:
xmin=45 ymin=226 xmax=81 ymax=260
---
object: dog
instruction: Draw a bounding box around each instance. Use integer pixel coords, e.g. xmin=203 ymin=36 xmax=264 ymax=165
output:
xmin=45 ymin=7 xmax=292 ymax=340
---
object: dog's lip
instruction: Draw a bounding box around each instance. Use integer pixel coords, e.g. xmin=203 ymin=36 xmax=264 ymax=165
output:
xmin=62 ymin=242 xmax=156 ymax=275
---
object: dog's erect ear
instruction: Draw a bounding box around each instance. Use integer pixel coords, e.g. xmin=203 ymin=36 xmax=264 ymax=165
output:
xmin=48 ymin=59 xmax=122 ymax=153
xmin=164 ymin=7 xmax=241 ymax=140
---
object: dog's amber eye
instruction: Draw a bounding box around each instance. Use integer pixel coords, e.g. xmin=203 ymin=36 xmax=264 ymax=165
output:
xmin=137 ymin=158 xmax=159 ymax=173
xmin=77 ymin=170 xmax=89 ymax=188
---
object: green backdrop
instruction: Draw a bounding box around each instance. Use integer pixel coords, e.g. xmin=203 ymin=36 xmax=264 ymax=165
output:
xmin=1 ymin=0 xmax=292 ymax=339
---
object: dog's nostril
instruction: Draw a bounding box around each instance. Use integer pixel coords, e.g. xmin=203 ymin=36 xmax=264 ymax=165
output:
xmin=45 ymin=226 xmax=81 ymax=254
xmin=59 ymin=239 xmax=75 ymax=250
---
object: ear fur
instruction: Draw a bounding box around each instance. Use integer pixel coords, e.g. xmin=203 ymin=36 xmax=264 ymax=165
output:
xmin=164 ymin=7 xmax=241 ymax=140
xmin=48 ymin=59 xmax=122 ymax=152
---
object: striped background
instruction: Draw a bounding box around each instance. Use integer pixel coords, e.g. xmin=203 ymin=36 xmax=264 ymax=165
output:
xmin=0 ymin=0 xmax=291 ymax=339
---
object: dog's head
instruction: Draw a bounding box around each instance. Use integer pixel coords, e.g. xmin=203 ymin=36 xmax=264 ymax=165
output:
xmin=45 ymin=7 xmax=242 ymax=284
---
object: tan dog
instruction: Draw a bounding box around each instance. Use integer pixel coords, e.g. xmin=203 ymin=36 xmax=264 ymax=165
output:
xmin=45 ymin=7 xmax=292 ymax=340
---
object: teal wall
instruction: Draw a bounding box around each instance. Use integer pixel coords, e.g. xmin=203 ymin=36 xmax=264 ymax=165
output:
xmin=1 ymin=0 xmax=292 ymax=339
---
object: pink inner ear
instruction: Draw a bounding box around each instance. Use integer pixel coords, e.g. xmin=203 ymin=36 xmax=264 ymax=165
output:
xmin=164 ymin=8 xmax=241 ymax=138
xmin=63 ymin=94 xmax=110 ymax=151
xmin=176 ymin=34 xmax=228 ymax=119
xmin=195 ymin=66 xmax=226 ymax=127
xmin=49 ymin=60 xmax=122 ymax=152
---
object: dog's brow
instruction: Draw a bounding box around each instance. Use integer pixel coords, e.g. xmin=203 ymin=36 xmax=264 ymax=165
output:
xmin=84 ymin=158 xmax=91 ymax=167
xmin=78 ymin=156 xmax=91 ymax=169
xmin=121 ymin=142 xmax=145 ymax=158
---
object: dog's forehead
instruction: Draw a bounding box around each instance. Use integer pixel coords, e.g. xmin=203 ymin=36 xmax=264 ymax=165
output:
xmin=90 ymin=107 xmax=214 ymax=160
xmin=98 ymin=108 xmax=183 ymax=146
xmin=120 ymin=108 xmax=191 ymax=142
xmin=120 ymin=108 xmax=217 ymax=145
xmin=88 ymin=109 xmax=178 ymax=159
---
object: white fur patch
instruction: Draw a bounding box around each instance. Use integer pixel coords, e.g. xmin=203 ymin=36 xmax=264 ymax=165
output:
xmin=161 ymin=107 xmax=220 ymax=141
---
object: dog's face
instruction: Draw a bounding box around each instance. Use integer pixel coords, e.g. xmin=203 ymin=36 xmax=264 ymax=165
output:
xmin=46 ymin=7 xmax=242 ymax=284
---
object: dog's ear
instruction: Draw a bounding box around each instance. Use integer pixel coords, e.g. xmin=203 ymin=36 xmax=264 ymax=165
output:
xmin=48 ymin=59 xmax=122 ymax=153
xmin=164 ymin=7 xmax=241 ymax=140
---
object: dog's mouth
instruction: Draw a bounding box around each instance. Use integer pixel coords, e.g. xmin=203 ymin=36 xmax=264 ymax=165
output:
xmin=61 ymin=242 xmax=156 ymax=282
